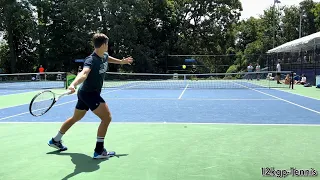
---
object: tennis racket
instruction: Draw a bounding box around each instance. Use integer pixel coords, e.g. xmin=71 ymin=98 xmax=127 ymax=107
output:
xmin=29 ymin=90 xmax=72 ymax=117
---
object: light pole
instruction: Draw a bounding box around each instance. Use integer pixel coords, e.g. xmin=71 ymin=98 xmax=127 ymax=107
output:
xmin=273 ymin=0 xmax=281 ymax=48
xmin=299 ymin=13 xmax=302 ymax=38
xmin=299 ymin=8 xmax=305 ymax=38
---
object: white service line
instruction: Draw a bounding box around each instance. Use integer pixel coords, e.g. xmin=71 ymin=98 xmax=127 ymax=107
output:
xmin=178 ymin=84 xmax=189 ymax=99
xmin=0 ymin=100 xmax=77 ymax=121
xmin=0 ymin=91 xmax=78 ymax=110
xmin=0 ymin=84 xmax=141 ymax=121
xmin=233 ymin=82 xmax=320 ymax=115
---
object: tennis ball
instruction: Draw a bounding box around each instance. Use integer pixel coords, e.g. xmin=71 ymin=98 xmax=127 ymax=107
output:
xmin=182 ymin=65 xmax=186 ymax=69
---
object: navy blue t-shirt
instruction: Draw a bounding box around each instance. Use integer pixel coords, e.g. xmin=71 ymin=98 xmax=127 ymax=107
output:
xmin=79 ymin=52 xmax=109 ymax=92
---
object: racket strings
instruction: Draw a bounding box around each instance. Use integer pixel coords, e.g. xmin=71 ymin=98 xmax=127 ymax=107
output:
xmin=31 ymin=92 xmax=55 ymax=115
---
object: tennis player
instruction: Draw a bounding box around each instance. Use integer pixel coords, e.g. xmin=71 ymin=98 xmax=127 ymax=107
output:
xmin=48 ymin=33 xmax=133 ymax=159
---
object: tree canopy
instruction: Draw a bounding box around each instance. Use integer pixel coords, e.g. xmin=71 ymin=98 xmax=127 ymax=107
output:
xmin=0 ymin=0 xmax=319 ymax=74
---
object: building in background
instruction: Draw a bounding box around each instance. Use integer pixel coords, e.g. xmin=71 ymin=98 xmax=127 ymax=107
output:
xmin=267 ymin=31 xmax=320 ymax=85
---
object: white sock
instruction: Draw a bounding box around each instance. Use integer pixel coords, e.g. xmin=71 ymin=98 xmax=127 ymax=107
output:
xmin=97 ymin=137 xmax=104 ymax=142
xmin=53 ymin=131 xmax=64 ymax=142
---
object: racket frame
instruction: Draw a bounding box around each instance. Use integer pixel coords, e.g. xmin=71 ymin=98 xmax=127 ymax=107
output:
xmin=29 ymin=90 xmax=71 ymax=117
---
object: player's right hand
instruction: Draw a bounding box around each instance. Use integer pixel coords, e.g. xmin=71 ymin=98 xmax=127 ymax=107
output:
xmin=68 ymin=85 xmax=76 ymax=94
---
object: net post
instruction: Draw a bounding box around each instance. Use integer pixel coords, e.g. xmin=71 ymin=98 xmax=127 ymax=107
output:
xmin=65 ymin=72 xmax=68 ymax=90
xmin=291 ymin=71 xmax=294 ymax=89
xmin=268 ymin=71 xmax=271 ymax=89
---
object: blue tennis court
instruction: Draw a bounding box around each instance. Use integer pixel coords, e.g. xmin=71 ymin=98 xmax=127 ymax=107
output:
xmin=0 ymin=72 xmax=66 ymax=95
xmin=1 ymin=77 xmax=320 ymax=180
xmin=1 ymin=86 xmax=320 ymax=125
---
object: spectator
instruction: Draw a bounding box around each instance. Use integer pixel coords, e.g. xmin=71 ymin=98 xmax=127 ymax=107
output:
xmin=297 ymin=74 xmax=307 ymax=85
xmin=38 ymin=65 xmax=45 ymax=80
xmin=39 ymin=65 xmax=45 ymax=73
xmin=78 ymin=66 xmax=82 ymax=75
xmin=293 ymin=73 xmax=300 ymax=81
xmin=276 ymin=61 xmax=281 ymax=84
xmin=292 ymin=73 xmax=299 ymax=84
xmin=283 ymin=74 xmax=291 ymax=85
xmin=255 ymin=63 xmax=260 ymax=80
xmin=247 ymin=63 xmax=253 ymax=80
xmin=304 ymin=56 xmax=308 ymax=63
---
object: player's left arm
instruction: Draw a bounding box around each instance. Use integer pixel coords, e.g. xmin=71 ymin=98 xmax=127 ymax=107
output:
xmin=108 ymin=56 xmax=133 ymax=65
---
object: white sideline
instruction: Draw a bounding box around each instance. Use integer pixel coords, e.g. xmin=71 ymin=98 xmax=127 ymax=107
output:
xmin=178 ymin=84 xmax=189 ymax=99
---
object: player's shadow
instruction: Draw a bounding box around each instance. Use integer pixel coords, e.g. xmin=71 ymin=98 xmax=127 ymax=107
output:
xmin=46 ymin=151 xmax=129 ymax=180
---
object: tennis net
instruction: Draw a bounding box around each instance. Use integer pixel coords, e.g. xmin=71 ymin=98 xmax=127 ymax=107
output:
xmin=103 ymin=71 xmax=294 ymax=89
xmin=0 ymin=72 xmax=67 ymax=90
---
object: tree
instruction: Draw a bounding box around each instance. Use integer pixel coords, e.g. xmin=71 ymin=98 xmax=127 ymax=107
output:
xmin=311 ymin=2 xmax=320 ymax=31
xmin=0 ymin=0 xmax=37 ymax=73
xmin=299 ymin=0 xmax=317 ymax=37
xmin=281 ymin=5 xmax=300 ymax=42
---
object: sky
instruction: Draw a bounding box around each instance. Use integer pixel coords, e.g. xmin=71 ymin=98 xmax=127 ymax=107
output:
xmin=240 ymin=0 xmax=320 ymax=20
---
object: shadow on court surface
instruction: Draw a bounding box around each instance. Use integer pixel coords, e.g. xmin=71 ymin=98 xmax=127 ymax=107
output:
xmin=46 ymin=151 xmax=129 ymax=180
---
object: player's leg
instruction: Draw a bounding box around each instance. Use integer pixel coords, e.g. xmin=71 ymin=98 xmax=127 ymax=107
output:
xmin=277 ymin=73 xmax=281 ymax=84
xmin=59 ymin=109 xmax=87 ymax=134
xmin=93 ymin=103 xmax=112 ymax=147
xmin=89 ymin=95 xmax=114 ymax=159
xmin=48 ymin=98 xmax=88 ymax=151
